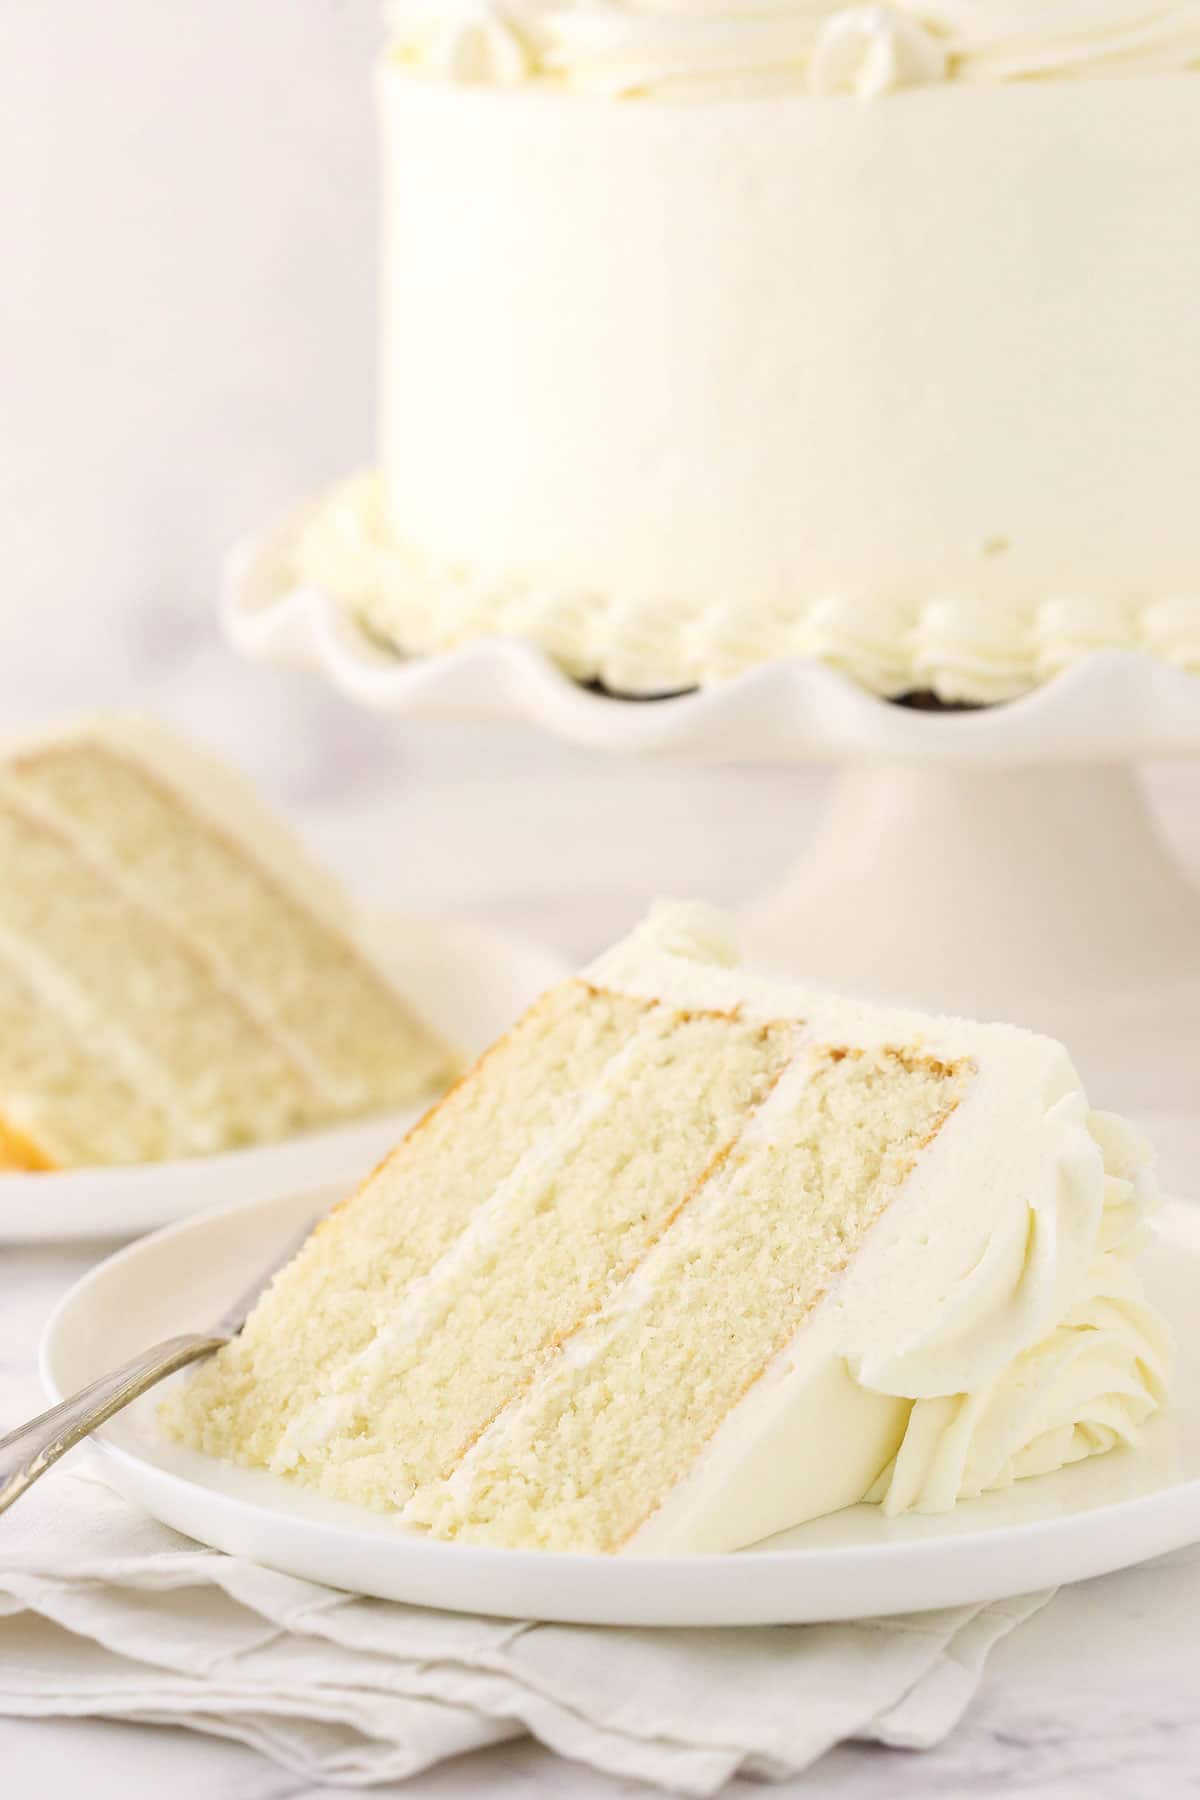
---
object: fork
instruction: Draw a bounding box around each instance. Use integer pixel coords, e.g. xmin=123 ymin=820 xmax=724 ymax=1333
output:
xmin=0 ymin=1217 xmax=316 ymax=1515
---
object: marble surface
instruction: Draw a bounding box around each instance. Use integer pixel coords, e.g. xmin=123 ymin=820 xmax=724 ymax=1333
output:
xmin=3 ymin=1235 xmax=1200 ymax=1797
xmin=2 ymin=0 xmax=1200 ymax=1791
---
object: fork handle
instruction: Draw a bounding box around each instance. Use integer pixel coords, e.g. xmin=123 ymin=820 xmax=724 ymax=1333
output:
xmin=0 ymin=1332 xmax=226 ymax=1516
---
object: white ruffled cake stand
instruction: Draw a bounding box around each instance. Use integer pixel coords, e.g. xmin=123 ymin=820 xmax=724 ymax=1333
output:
xmin=226 ymin=508 xmax=1200 ymax=1116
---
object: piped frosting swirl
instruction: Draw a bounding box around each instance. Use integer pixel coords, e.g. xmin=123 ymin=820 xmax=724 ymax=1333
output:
xmin=384 ymin=0 xmax=1200 ymax=97
xmin=868 ymin=1105 xmax=1170 ymax=1512
xmin=586 ymin=903 xmax=1171 ymax=1546
xmin=292 ymin=473 xmax=1200 ymax=703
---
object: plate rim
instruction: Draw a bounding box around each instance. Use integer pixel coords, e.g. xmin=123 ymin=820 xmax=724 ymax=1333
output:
xmin=36 ymin=1190 xmax=1200 ymax=1626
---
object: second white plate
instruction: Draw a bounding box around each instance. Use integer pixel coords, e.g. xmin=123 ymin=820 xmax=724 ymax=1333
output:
xmin=39 ymin=1191 xmax=1200 ymax=1626
xmin=0 ymin=914 xmax=567 ymax=1244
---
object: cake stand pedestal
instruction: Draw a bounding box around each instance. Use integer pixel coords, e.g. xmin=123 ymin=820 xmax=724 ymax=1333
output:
xmin=226 ymin=514 xmax=1200 ymax=1113
xmin=740 ymin=761 xmax=1200 ymax=1114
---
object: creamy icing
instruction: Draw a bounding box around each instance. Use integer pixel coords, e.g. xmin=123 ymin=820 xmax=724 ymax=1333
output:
xmin=291 ymin=474 xmax=1200 ymax=703
xmin=590 ymin=902 xmax=1170 ymax=1548
xmin=809 ymin=4 xmax=948 ymax=95
xmin=362 ymin=77 xmax=1200 ymax=683
xmin=384 ymin=0 xmax=1200 ymax=96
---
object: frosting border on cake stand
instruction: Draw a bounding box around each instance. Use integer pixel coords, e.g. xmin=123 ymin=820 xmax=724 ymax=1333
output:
xmin=224 ymin=502 xmax=1200 ymax=1112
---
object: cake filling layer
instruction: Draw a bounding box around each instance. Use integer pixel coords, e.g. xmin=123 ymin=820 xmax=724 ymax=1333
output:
xmin=266 ymin=998 xmax=794 ymax=1509
xmin=404 ymin=1045 xmax=967 ymax=1551
xmin=171 ymin=982 xmax=660 ymax=1468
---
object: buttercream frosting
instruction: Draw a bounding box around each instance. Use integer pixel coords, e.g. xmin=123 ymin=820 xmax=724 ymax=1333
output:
xmin=384 ymin=0 xmax=1200 ymax=96
xmin=292 ymin=474 xmax=1200 ymax=702
xmin=289 ymin=24 xmax=1200 ymax=706
xmin=345 ymin=74 xmax=1200 ymax=702
xmin=590 ymin=903 xmax=1170 ymax=1548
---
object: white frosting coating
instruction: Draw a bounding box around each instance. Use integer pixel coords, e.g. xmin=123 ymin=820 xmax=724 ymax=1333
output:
xmin=292 ymin=72 xmax=1200 ymax=701
xmin=584 ymin=903 xmax=1169 ymax=1549
xmin=384 ymin=0 xmax=1200 ymax=97
xmin=295 ymin=474 xmax=1200 ymax=700
xmin=809 ymin=5 xmax=949 ymax=96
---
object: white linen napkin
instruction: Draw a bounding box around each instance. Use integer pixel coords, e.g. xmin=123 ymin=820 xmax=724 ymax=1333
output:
xmin=0 ymin=1461 xmax=1050 ymax=1794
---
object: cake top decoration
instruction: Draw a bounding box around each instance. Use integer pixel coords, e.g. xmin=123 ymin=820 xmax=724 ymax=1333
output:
xmin=384 ymin=0 xmax=1200 ymax=98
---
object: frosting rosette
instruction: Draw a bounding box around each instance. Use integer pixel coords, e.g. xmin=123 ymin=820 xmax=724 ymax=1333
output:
xmin=809 ymin=3 xmax=948 ymax=95
xmin=867 ymin=1106 xmax=1171 ymax=1513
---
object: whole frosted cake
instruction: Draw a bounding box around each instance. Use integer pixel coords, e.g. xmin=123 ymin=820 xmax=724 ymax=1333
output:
xmin=166 ymin=903 xmax=1169 ymax=1553
xmin=288 ymin=0 xmax=1200 ymax=701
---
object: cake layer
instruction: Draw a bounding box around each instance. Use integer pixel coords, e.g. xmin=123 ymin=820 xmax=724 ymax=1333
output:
xmin=267 ymin=999 xmax=792 ymax=1508
xmin=7 ymin=737 xmax=447 ymax=1112
xmin=0 ymin=951 xmax=178 ymax=1168
xmin=407 ymin=1043 xmax=967 ymax=1551
xmin=0 ymin=797 xmax=319 ymax=1153
xmin=292 ymin=69 xmax=1200 ymax=699
xmin=172 ymin=981 xmax=658 ymax=1466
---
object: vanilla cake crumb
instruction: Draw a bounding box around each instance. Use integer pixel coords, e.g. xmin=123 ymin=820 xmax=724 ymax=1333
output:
xmin=164 ymin=903 xmax=1170 ymax=1553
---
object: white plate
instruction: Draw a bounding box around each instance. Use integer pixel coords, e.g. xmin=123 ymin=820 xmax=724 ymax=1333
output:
xmin=40 ymin=1192 xmax=1200 ymax=1627
xmin=0 ymin=916 xmax=567 ymax=1244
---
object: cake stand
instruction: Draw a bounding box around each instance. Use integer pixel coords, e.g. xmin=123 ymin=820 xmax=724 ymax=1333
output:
xmin=226 ymin=506 xmax=1200 ymax=1117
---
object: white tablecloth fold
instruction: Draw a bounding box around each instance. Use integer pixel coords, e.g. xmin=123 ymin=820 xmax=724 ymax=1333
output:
xmin=0 ymin=1463 xmax=1050 ymax=1794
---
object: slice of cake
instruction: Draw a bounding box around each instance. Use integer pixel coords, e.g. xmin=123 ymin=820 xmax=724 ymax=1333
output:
xmin=164 ymin=907 xmax=1165 ymax=1555
xmin=0 ymin=717 xmax=454 ymax=1169
xmin=165 ymin=903 xmax=1169 ymax=1553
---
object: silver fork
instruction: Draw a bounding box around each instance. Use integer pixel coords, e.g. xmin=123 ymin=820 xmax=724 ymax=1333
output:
xmin=0 ymin=1217 xmax=317 ymax=1515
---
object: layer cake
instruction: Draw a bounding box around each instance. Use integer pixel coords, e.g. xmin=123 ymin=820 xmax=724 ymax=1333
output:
xmin=165 ymin=903 xmax=1169 ymax=1553
xmin=283 ymin=3 xmax=1200 ymax=701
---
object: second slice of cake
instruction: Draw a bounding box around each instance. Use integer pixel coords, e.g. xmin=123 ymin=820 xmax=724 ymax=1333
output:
xmin=0 ymin=717 xmax=455 ymax=1168
xmin=165 ymin=903 xmax=1169 ymax=1553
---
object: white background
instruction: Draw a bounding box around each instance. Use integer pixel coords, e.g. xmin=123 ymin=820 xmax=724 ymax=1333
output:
xmin=2 ymin=7 xmax=1200 ymax=1794
xmin=2 ymin=0 xmax=1197 ymax=961
xmin=0 ymin=0 xmax=844 ymax=965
